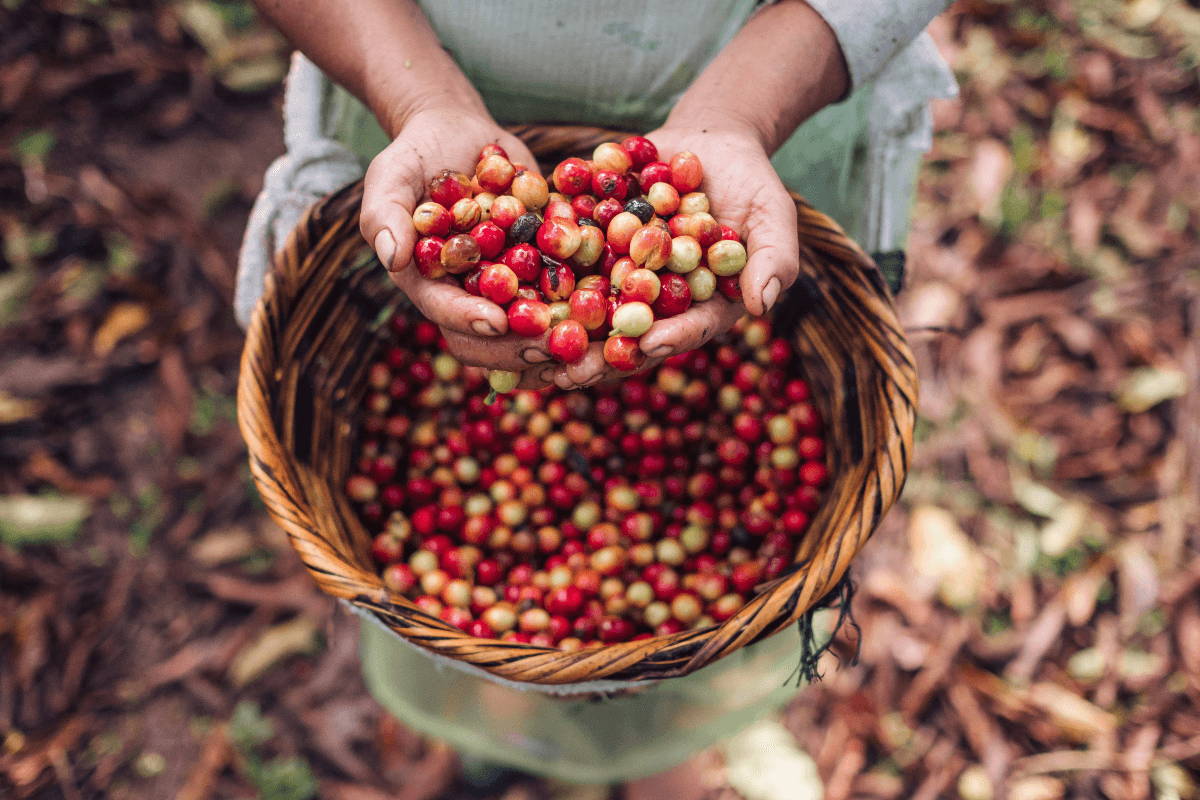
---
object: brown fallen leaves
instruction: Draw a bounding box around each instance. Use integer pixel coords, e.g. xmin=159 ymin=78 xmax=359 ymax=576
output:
xmin=2 ymin=0 xmax=1198 ymax=799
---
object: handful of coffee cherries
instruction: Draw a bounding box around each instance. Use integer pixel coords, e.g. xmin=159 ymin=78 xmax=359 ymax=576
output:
xmin=407 ymin=137 xmax=748 ymax=393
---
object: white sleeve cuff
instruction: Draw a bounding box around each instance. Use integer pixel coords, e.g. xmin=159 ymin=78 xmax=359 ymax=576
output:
xmin=804 ymin=0 xmax=951 ymax=88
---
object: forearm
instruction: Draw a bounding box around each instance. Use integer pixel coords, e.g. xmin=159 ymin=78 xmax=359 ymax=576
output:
xmin=666 ymin=0 xmax=849 ymax=153
xmin=253 ymin=0 xmax=484 ymax=137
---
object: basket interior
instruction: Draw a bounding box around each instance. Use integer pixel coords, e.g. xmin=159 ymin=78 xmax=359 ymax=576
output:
xmin=239 ymin=180 xmax=917 ymax=685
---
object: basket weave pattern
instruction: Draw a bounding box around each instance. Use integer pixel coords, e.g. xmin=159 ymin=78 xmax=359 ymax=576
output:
xmin=238 ymin=126 xmax=918 ymax=685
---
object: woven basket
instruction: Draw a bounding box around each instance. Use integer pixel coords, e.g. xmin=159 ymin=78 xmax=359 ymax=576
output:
xmin=237 ymin=124 xmax=917 ymax=687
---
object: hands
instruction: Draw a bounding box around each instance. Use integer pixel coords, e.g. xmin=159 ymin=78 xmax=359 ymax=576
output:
xmin=535 ymin=122 xmax=800 ymax=391
xmin=359 ymin=107 xmax=549 ymax=364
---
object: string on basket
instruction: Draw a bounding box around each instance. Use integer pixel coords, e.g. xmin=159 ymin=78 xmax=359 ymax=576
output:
xmin=786 ymin=572 xmax=860 ymax=687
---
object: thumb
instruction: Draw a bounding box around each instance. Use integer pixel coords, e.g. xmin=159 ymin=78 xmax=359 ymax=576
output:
xmin=360 ymin=145 xmax=422 ymax=272
xmin=739 ymin=184 xmax=799 ymax=317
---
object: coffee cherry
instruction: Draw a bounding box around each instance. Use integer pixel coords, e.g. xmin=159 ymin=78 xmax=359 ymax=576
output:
xmin=603 ymin=214 xmax=639 ymax=257
xmin=552 ymin=157 xmax=592 ymax=196
xmin=655 ymin=538 xmax=686 ymax=566
xmin=478 ymin=262 xmax=519 ymax=305
xmin=623 ymin=197 xmax=654 ymax=224
xmin=548 ymin=320 xmax=588 ymax=364
xmin=766 ymin=415 xmax=796 ymax=444
xmin=545 ymin=585 xmax=584 ymax=616
xmin=684 ymin=212 xmax=722 ymax=248
xmin=440 ymin=234 xmax=481 ymax=274
xmin=346 ymin=474 xmax=378 ymax=503
xmin=482 ymin=602 xmax=517 ymax=634
xmin=603 ymin=336 xmax=646 ymax=371
xmin=620 ymin=269 xmax=661 ymax=305
xmin=413 ymin=201 xmax=453 ymax=236
xmin=571 ymin=225 xmax=605 ymax=268
xmin=593 ymin=198 xmax=623 ymax=228
xmin=668 ymin=151 xmax=703 ymax=193
xmin=510 ymin=169 xmax=549 ymax=209
xmin=539 ymin=257 xmax=577 ymax=301
xmin=568 ymin=288 xmax=607 ymax=331
xmin=717 ymin=275 xmax=743 ymax=303
xmin=592 ymin=169 xmax=629 ymax=200
xmin=476 ymin=144 xmax=506 ymax=161
xmin=429 ymin=169 xmax=471 ymax=207
xmin=685 ymin=266 xmax=717 ymax=301
xmin=518 ymin=607 xmax=551 ymax=633
xmin=593 ymin=142 xmax=633 ymax=173
xmin=678 ymin=192 xmax=709 ymax=215
xmin=730 ymin=561 xmax=762 ymax=594
xmin=620 ymin=136 xmax=658 ymax=168
xmin=501 ymin=242 xmax=541 ymax=282
xmin=487 ymin=369 xmax=520 ymax=395
xmin=611 ymin=301 xmax=654 ymax=337
xmin=597 ymin=616 xmax=633 ymax=643
xmin=571 ymin=194 xmax=597 ymax=218
xmin=799 ymin=461 xmax=828 ymax=487
xmin=666 ymin=236 xmax=702 ymax=274
xmin=629 ymin=225 xmax=671 ymax=270
xmin=645 ymin=182 xmax=680 ymax=217
xmin=537 ymin=218 xmax=582 ymax=260
xmin=414 ymin=236 xmax=446 ymax=277
xmin=707 ymin=240 xmax=748 ymax=277
xmin=476 ymin=154 xmax=515 ymax=193
xmin=639 ymin=161 xmax=671 ymax=187
xmin=490 ymin=195 xmax=526 ymax=230
xmin=383 ymin=563 xmax=416 ymax=593
xmin=652 ymin=274 xmax=692 ymax=318
xmin=470 ymin=221 xmax=505 ymax=260
xmin=670 ymin=592 xmax=702 ymax=624
xmin=607 ymin=257 xmax=635 ymax=296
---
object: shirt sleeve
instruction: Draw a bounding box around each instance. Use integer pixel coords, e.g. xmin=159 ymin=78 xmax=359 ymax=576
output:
xmin=803 ymin=0 xmax=952 ymax=88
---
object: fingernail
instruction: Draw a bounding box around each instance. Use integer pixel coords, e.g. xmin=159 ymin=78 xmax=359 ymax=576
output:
xmin=761 ymin=277 xmax=781 ymax=314
xmin=554 ymin=373 xmax=576 ymax=390
xmin=470 ymin=319 xmax=501 ymax=336
xmin=520 ymin=347 xmax=551 ymax=364
xmin=643 ymin=343 xmax=673 ymax=359
xmin=374 ymin=230 xmax=397 ymax=271
xmin=537 ymin=366 xmax=556 ymax=384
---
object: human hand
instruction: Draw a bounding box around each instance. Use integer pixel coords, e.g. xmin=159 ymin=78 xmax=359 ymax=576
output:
xmin=359 ymin=107 xmax=545 ymax=359
xmin=537 ymin=122 xmax=799 ymax=391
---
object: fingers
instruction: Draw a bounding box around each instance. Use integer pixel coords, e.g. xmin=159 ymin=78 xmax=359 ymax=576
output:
xmin=637 ymin=296 xmax=744 ymax=361
xmin=553 ymin=344 xmax=608 ymax=389
xmin=441 ymin=329 xmax=553 ymax=370
xmin=739 ymin=184 xmax=800 ymax=317
xmin=360 ymin=142 xmax=423 ymax=273
xmin=393 ymin=271 xmax=510 ymax=339
xmin=541 ymin=342 xmax=670 ymax=392
xmin=517 ymin=365 xmax=559 ymax=390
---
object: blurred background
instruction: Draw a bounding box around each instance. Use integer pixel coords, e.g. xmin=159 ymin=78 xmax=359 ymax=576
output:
xmin=1 ymin=1 xmax=1197 ymax=798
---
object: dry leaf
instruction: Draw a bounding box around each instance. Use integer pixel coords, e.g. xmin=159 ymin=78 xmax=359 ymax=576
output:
xmin=722 ymin=719 xmax=823 ymax=800
xmin=1008 ymin=775 xmax=1065 ymax=800
xmin=1116 ymin=366 xmax=1187 ymax=412
xmin=0 ymin=390 xmax=40 ymax=424
xmin=1026 ymin=682 xmax=1117 ymax=741
xmin=92 ymin=302 xmax=149 ymax=357
xmin=229 ymin=616 xmax=320 ymax=687
xmin=908 ymin=504 xmax=984 ymax=608
xmin=190 ymin=525 xmax=258 ymax=566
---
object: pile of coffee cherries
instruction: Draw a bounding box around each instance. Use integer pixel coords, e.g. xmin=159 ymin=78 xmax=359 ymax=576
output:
xmin=348 ymin=311 xmax=828 ymax=650
xmin=409 ymin=137 xmax=748 ymax=381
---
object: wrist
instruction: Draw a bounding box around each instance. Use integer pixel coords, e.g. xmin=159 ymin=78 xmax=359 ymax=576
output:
xmin=367 ymin=72 xmax=489 ymax=139
xmin=664 ymin=0 xmax=849 ymax=154
xmin=661 ymin=106 xmax=775 ymax=152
